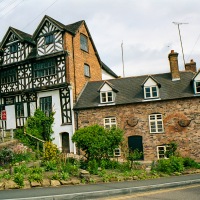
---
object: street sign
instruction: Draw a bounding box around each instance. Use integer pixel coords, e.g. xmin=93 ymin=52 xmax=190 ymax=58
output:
xmin=1 ymin=110 xmax=6 ymax=120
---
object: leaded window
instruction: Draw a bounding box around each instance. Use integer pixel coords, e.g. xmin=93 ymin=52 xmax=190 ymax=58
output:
xmin=80 ymin=34 xmax=88 ymax=52
xmin=104 ymin=117 xmax=116 ymax=129
xmin=10 ymin=43 xmax=18 ymax=53
xmin=144 ymin=86 xmax=159 ymax=99
xmin=45 ymin=34 xmax=54 ymax=45
xmin=1 ymin=68 xmax=17 ymax=84
xmin=33 ymin=59 xmax=56 ymax=78
xmin=40 ymin=96 xmax=52 ymax=116
xmin=100 ymin=91 xmax=113 ymax=103
xmin=149 ymin=114 xmax=164 ymax=133
xmin=16 ymin=103 xmax=24 ymax=118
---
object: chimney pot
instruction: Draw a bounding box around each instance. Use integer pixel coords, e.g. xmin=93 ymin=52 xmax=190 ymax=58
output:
xmin=171 ymin=50 xmax=174 ymax=53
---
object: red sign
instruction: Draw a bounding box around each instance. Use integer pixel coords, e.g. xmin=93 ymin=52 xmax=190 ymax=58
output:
xmin=1 ymin=110 xmax=6 ymax=120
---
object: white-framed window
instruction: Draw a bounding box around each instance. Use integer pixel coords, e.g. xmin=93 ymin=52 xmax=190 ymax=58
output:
xmin=84 ymin=64 xmax=90 ymax=77
xmin=144 ymin=86 xmax=159 ymax=99
xmin=157 ymin=145 xmax=169 ymax=159
xmin=149 ymin=114 xmax=164 ymax=133
xmin=80 ymin=34 xmax=88 ymax=52
xmin=100 ymin=91 xmax=113 ymax=103
xmin=104 ymin=117 xmax=116 ymax=129
xmin=195 ymin=81 xmax=200 ymax=94
xmin=114 ymin=148 xmax=121 ymax=157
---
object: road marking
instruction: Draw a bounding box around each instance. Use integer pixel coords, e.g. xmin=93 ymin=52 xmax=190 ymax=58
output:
xmin=101 ymin=184 xmax=200 ymax=200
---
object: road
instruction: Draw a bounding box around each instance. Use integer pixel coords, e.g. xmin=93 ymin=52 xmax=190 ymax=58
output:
xmin=100 ymin=184 xmax=200 ymax=200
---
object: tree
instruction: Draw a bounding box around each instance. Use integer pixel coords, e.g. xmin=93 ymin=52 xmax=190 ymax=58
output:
xmin=72 ymin=125 xmax=123 ymax=162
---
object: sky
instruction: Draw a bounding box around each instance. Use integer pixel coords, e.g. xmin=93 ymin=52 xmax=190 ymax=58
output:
xmin=0 ymin=0 xmax=200 ymax=77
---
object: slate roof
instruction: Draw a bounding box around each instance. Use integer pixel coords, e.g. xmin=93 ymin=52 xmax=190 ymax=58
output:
xmin=74 ymin=71 xmax=196 ymax=110
xmin=101 ymin=62 xmax=118 ymax=78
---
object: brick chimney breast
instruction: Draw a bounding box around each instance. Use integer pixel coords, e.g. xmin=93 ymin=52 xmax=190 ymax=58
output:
xmin=185 ymin=59 xmax=197 ymax=73
xmin=168 ymin=50 xmax=180 ymax=81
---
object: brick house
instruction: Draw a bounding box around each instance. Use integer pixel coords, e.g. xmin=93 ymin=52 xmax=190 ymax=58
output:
xmin=0 ymin=15 xmax=117 ymax=152
xmin=74 ymin=50 xmax=200 ymax=162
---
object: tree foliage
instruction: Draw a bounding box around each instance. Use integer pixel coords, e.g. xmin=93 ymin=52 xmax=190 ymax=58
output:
xmin=24 ymin=109 xmax=54 ymax=141
xmin=72 ymin=125 xmax=123 ymax=162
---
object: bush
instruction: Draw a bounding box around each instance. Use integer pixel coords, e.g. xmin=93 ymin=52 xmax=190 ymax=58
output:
xmin=0 ymin=147 xmax=14 ymax=166
xmin=14 ymin=173 xmax=24 ymax=187
xmin=183 ymin=157 xmax=200 ymax=169
xmin=28 ymin=167 xmax=44 ymax=182
xmin=72 ymin=125 xmax=123 ymax=162
xmin=43 ymin=141 xmax=59 ymax=161
xmin=88 ymin=159 xmax=98 ymax=174
xmin=43 ymin=160 xmax=58 ymax=171
xmin=155 ymin=156 xmax=184 ymax=174
xmin=14 ymin=164 xmax=29 ymax=175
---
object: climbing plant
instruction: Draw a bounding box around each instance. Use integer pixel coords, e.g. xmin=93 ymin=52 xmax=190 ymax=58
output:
xmin=24 ymin=109 xmax=55 ymax=141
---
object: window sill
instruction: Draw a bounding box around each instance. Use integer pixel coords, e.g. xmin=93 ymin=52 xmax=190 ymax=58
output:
xmin=98 ymin=103 xmax=115 ymax=106
xmin=61 ymin=122 xmax=72 ymax=126
xmin=143 ymin=98 xmax=161 ymax=102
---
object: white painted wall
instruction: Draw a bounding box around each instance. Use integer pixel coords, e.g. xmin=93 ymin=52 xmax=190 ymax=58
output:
xmin=37 ymin=89 xmax=74 ymax=152
xmin=5 ymin=105 xmax=16 ymax=129
xmin=102 ymin=69 xmax=116 ymax=80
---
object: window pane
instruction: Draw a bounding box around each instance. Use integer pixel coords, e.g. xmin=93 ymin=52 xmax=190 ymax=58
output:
xmin=107 ymin=92 xmax=113 ymax=102
xmin=80 ymin=34 xmax=88 ymax=52
xmin=84 ymin=64 xmax=90 ymax=77
xmin=196 ymin=82 xmax=200 ymax=93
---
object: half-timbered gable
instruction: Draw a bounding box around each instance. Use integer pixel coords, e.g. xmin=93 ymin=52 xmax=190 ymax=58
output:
xmin=0 ymin=27 xmax=34 ymax=65
xmin=33 ymin=16 xmax=64 ymax=56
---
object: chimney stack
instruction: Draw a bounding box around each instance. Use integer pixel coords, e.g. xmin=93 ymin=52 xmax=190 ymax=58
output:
xmin=185 ymin=59 xmax=197 ymax=73
xmin=168 ymin=50 xmax=180 ymax=81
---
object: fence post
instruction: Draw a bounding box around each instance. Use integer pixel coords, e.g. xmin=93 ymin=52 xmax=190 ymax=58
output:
xmin=1 ymin=129 xmax=4 ymax=142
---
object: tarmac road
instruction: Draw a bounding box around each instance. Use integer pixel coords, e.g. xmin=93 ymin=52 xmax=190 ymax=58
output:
xmin=0 ymin=173 xmax=200 ymax=200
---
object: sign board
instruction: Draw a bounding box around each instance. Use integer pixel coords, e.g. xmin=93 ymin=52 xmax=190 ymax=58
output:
xmin=1 ymin=110 xmax=6 ymax=120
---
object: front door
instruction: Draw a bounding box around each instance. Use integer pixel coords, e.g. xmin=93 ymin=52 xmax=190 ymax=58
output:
xmin=128 ymin=135 xmax=144 ymax=160
xmin=62 ymin=132 xmax=70 ymax=153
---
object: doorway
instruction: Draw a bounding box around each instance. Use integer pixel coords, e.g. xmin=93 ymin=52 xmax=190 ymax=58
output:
xmin=61 ymin=132 xmax=70 ymax=153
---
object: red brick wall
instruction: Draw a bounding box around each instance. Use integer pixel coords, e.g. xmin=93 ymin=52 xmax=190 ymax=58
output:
xmin=64 ymin=23 xmax=102 ymax=101
xmin=76 ymin=97 xmax=200 ymax=162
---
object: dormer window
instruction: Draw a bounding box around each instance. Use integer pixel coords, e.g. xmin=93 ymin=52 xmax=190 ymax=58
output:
xmin=142 ymin=76 xmax=160 ymax=100
xmin=195 ymin=81 xmax=200 ymax=93
xmin=45 ymin=34 xmax=54 ymax=45
xmin=144 ymin=86 xmax=159 ymax=99
xmin=10 ymin=43 xmax=18 ymax=53
xmin=101 ymin=91 xmax=113 ymax=103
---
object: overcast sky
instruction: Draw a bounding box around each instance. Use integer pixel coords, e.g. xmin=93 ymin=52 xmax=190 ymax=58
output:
xmin=0 ymin=0 xmax=200 ymax=77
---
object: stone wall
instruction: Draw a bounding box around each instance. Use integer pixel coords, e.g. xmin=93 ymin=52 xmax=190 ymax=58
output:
xmin=76 ymin=97 xmax=200 ymax=162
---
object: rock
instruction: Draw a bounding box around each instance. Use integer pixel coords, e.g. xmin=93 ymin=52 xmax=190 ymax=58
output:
xmin=23 ymin=180 xmax=31 ymax=189
xmin=0 ymin=182 xmax=5 ymax=190
xmin=80 ymin=170 xmax=90 ymax=182
xmin=5 ymin=180 xmax=20 ymax=189
xmin=30 ymin=181 xmax=41 ymax=187
xmin=41 ymin=179 xmax=50 ymax=187
xmin=50 ymin=180 xmax=60 ymax=187
xmin=60 ymin=180 xmax=72 ymax=185
xmin=71 ymin=178 xmax=81 ymax=185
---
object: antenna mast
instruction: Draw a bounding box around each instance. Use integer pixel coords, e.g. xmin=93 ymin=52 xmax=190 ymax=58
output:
xmin=172 ymin=22 xmax=188 ymax=67
xmin=121 ymin=41 xmax=125 ymax=77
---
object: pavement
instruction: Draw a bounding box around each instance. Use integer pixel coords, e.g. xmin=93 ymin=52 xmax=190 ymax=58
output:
xmin=0 ymin=173 xmax=200 ymax=200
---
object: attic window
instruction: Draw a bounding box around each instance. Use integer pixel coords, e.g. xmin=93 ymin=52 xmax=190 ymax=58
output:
xmin=80 ymin=34 xmax=88 ymax=52
xmin=10 ymin=43 xmax=18 ymax=53
xmin=144 ymin=86 xmax=159 ymax=99
xmin=100 ymin=91 xmax=113 ymax=103
xmin=45 ymin=34 xmax=54 ymax=45
xmin=195 ymin=81 xmax=200 ymax=93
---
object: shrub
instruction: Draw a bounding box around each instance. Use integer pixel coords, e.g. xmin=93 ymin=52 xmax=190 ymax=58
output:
xmin=14 ymin=164 xmax=29 ymax=175
xmin=72 ymin=125 xmax=123 ymax=162
xmin=183 ymin=157 xmax=200 ymax=169
xmin=14 ymin=173 xmax=24 ymax=187
xmin=43 ymin=160 xmax=58 ymax=171
xmin=43 ymin=141 xmax=59 ymax=161
xmin=28 ymin=167 xmax=44 ymax=182
xmin=88 ymin=159 xmax=98 ymax=174
xmin=0 ymin=147 xmax=14 ymax=166
xmin=127 ymin=149 xmax=143 ymax=169
xmin=155 ymin=156 xmax=184 ymax=174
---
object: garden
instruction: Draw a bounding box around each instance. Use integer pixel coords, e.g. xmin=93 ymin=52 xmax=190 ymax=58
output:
xmin=0 ymin=109 xmax=199 ymax=190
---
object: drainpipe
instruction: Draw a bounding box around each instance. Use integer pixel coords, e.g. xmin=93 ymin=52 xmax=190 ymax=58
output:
xmin=72 ymin=36 xmax=77 ymax=102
